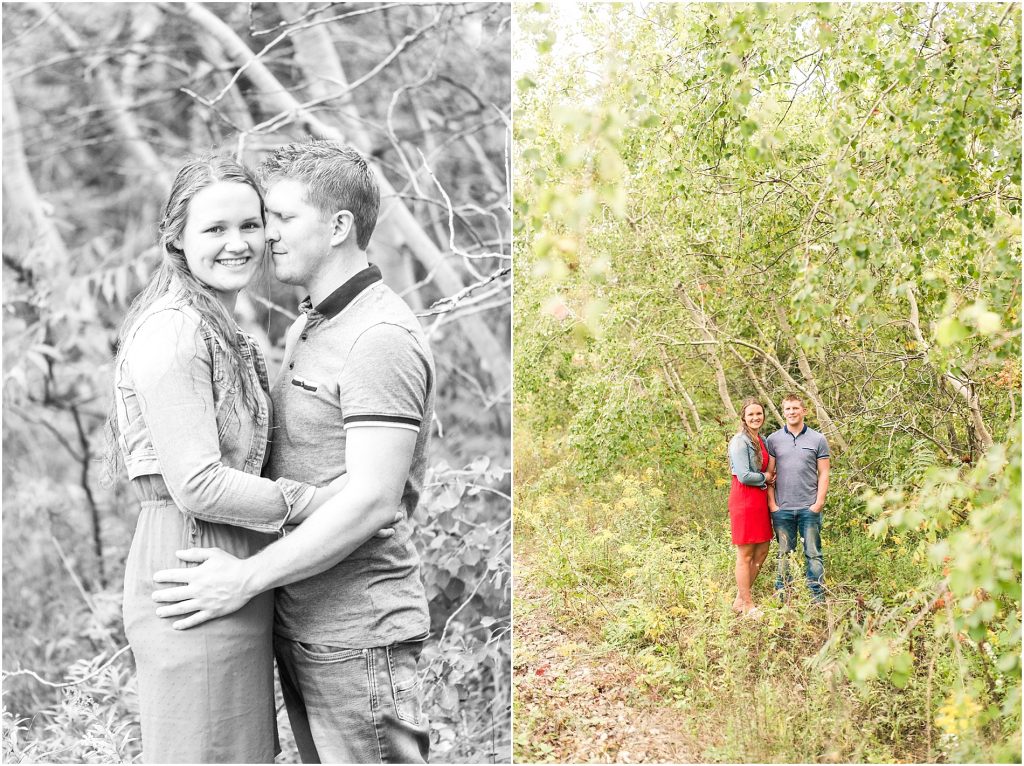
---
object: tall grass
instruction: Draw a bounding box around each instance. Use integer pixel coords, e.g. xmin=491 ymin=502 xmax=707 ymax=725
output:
xmin=514 ymin=431 xmax=1014 ymax=763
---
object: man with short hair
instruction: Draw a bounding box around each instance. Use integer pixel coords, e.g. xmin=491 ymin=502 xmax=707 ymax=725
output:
xmin=766 ymin=394 xmax=830 ymax=602
xmin=152 ymin=140 xmax=432 ymax=763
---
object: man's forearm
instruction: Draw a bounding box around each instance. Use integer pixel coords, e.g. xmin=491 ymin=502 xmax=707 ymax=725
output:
xmin=815 ymin=471 xmax=830 ymax=507
xmin=767 ymin=484 xmax=777 ymax=510
xmin=242 ymin=481 xmax=398 ymax=596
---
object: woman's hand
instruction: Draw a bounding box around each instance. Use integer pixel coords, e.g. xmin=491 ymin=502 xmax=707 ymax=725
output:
xmin=765 ymin=470 xmax=776 ymax=486
xmin=375 ymin=509 xmax=404 ymax=538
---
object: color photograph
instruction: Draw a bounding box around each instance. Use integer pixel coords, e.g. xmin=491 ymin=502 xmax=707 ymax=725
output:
xmin=513 ymin=3 xmax=1020 ymax=763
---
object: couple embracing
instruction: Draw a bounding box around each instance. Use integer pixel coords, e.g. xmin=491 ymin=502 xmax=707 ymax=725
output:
xmin=109 ymin=141 xmax=432 ymax=763
xmin=727 ymin=395 xmax=831 ymax=616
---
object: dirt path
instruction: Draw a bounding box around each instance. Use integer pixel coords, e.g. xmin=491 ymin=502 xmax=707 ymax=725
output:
xmin=513 ymin=557 xmax=699 ymax=763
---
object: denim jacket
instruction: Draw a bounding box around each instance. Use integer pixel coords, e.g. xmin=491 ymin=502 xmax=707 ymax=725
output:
xmin=728 ymin=432 xmax=767 ymax=489
xmin=114 ymin=293 xmax=312 ymax=532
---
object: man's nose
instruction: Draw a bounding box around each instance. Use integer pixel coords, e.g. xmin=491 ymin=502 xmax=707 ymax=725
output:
xmin=265 ymin=224 xmax=280 ymax=243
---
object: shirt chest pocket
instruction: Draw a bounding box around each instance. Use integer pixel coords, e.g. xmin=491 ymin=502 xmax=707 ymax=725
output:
xmin=285 ymin=373 xmax=343 ymax=433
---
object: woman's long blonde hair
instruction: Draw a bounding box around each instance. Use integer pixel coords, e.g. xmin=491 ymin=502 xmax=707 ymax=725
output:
xmin=737 ymin=397 xmax=766 ymax=447
xmin=105 ymin=156 xmax=267 ymax=481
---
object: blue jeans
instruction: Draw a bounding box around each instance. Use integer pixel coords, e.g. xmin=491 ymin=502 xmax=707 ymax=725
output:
xmin=275 ymin=635 xmax=430 ymax=763
xmin=771 ymin=508 xmax=825 ymax=601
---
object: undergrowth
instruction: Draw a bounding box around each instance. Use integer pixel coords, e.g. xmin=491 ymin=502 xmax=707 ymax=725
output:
xmin=513 ymin=431 xmax=1020 ymax=764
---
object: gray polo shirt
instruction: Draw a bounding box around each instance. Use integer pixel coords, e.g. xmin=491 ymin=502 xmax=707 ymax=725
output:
xmin=765 ymin=424 xmax=829 ymax=510
xmin=266 ymin=265 xmax=433 ymax=647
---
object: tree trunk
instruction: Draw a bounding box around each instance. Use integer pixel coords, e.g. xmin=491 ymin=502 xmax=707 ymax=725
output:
xmin=729 ymin=345 xmax=784 ymax=427
xmin=943 ymin=373 xmax=994 ymax=455
xmin=276 ymin=2 xmax=373 ymax=148
xmin=772 ymin=302 xmax=849 ymax=451
xmin=2 ymin=76 xmax=69 ymax=275
xmin=656 ymin=345 xmax=697 ymax=435
xmin=907 ymin=287 xmax=993 ymax=454
xmin=676 ymin=284 xmax=738 ymax=421
xmin=35 ymin=3 xmax=167 ymax=186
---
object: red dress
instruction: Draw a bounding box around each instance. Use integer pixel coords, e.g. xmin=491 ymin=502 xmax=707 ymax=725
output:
xmin=728 ymin=435 xmax=772 ymax=545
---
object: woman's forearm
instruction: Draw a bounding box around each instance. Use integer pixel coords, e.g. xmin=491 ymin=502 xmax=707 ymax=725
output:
xmin=127 ymin=310 xmax=311 ymax=532
xmin=286 ymin=474 xmax=350 ymax=526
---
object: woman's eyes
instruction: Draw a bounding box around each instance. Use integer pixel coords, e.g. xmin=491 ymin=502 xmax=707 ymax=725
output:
xmin=203 ymin=222 xmax=263 ymax=233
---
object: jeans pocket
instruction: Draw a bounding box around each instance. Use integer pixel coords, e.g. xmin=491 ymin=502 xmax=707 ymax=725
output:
xmin=387 ymin=643 xmax=423 ymax=725
xmin=295 ymin=641 xmax=364 ymax=664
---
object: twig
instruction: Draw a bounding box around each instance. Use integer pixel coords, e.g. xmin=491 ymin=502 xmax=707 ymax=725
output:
xmin=439 ymin=576 xmax=488 ymax=646
xmin=246 ymin=7 xmax=446 ymax=136
xmin=898 ymin=580 xmax=949 ymax=641
xmin=417 ymin=148 xmax=508 ymax=263
xmin=9 ymin=405 xmax=81 ymax=461
xmin=248 ymin=1 xmax=335 ymax=36
xmin=250 ymin=1 xmax=402 ymax=37
xmin=209 ymin=3 xmax=412 ymax=105
xmin=926 ymin=641 xmax=937 ymax=761
xmin=2 ymin=645 xmax=132 ymax=689
xmin=70 ymin=403 xmax=106 ymax=588
xmin=245 ymin=291 xmax=297 ymax=321
xmin=4 ymin=4 xmax=60 ymax=47
xmin=417 ymin=267 xmax=510 ymax=317
xmin=50 ymin=535 xmax=100 ymax=625
xmin=463 ymin=484 xmax=512 ymax=502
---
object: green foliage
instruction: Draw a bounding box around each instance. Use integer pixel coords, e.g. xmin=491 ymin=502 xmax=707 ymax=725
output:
xmin=859 ymin=424 xmax=1022 ymax=762
xmin=515 ymin=3 xmax=1021 ymax=762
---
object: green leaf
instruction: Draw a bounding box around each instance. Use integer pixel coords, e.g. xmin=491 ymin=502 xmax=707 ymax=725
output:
xmin=936 ymin=316 xmax=970 ymax=347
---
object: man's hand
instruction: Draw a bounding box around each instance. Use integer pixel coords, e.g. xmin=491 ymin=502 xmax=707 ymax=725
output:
xmin=152 ymin=547 xmax=255 ymax=630
xmin=809 ymin=502 xmax=824 ymax=514
xmin=768 ymin=501 xmax=779 ymax=513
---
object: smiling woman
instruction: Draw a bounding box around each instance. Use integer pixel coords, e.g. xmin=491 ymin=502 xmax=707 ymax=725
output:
xmin=727 ymin=398 xmax=773 ymax=616
xmin=172 ymin=181 xmax=266 ymax=307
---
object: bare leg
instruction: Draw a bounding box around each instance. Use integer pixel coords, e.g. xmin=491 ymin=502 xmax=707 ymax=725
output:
xmin=734 ymin=544 xmax=757 ymax=612
xmin=749 ymin=541 xmax=772 ymax=590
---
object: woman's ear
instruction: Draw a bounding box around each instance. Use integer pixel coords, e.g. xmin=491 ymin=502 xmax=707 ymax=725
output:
xmin=330 ymin=210 xmax=355 ymax=247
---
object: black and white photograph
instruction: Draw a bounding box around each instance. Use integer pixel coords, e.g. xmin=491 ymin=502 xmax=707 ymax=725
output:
xmin=2 ymin=3 xmax=511 ymax=763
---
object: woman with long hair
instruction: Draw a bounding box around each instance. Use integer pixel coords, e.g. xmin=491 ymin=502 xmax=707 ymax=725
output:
xmin=727 ymin=398 xmax=774 ymax=616
xmin=108 ymin=156 xmax=374 ymax=762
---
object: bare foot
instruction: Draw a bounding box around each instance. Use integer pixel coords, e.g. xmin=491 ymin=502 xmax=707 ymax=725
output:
xmin=731 ymin=597 xmax=745 ymax=613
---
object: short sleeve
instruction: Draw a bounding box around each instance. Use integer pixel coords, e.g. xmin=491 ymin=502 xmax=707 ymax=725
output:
xmin=338 ymin=323 xmax=429 ymax=432
xmin=765 ymin=433 xmax=777 ymax=458
xmin=816 ymin=435 xmax=831 ymax=459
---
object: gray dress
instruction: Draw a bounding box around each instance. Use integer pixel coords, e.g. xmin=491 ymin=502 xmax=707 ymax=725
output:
xmin=123 ymin=476 xmax=277 ymax=764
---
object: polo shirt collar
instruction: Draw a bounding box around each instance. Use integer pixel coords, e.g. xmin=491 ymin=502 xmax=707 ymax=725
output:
xmin=300 ymin=265 xmax=382 ymax=321
xmin=784 ymin=423 xmax=808 ymax=438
